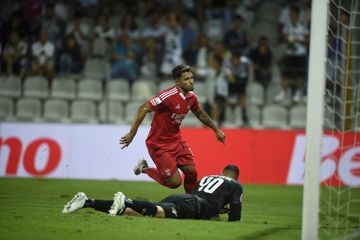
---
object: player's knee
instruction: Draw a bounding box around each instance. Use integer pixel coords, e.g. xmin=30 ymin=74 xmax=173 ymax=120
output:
xmin=168 ymin=181 xmax=182 ymax=189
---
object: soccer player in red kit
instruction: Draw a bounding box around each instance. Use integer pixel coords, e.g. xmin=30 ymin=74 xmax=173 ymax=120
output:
xmin=120 ymin=64 xmax=225 ymax=193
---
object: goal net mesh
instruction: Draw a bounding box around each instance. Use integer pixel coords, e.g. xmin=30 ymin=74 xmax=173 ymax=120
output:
xmin=321 ymin=0 xmax=360 ymax=239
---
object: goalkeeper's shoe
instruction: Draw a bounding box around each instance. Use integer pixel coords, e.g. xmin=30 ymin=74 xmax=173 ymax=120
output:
xmin=133 ymin=159 xmax=148 ymax=175
xmin=109 ymin=192 xmax=126 ymax=216
xmin=62 ymin=192 xmax=88 ymax=213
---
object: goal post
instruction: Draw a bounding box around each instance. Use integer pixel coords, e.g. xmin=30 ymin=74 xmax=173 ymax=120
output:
xmin=303 ymin=0 xmax=360 ymax=239
xmin=302 ymin=1 xmax=329 ymax=240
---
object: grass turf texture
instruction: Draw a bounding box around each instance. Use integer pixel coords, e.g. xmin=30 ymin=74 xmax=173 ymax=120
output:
xmin=0 ymin=178 xmax=303 ymax=240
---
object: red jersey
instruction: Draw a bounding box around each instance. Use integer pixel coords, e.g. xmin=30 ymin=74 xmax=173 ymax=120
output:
xmin=147 ymin=86 xmax=200 ymax=143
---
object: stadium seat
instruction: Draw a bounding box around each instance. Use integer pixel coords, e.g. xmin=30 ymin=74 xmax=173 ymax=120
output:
xmin=83 ymin=58 xmax=109 ymax=80
xmin=271 ymin=64 xmax=282 ymax=84
xmin=51 ymin=78 xmax=77 ymax=100
xmin=223 ymin=106 xmax=235 ymax=128
xmin=0 ymin=97 xmax=14 ymax=121
xmin=23 ymin=76 xmax=49 ymax=99
xmin=98 ymin=100 xmax=125 ymax=124
xmin=233 ymin=106 xmax=245 ymax=127
xmin=265 ymin=84 xmax=283 ymax=104
xmin=77 ymin=79 xmax=103 ymax=101
xmin=125 ymin=101 xmax=153 ymax=125
xmin=223 ymin=106 xmax=243 ymax=128
xmin=289 ymin=105 xmax=307 ymax=129
xmin=71 ymin=100 xmax=98 ymax=123
xmin=15 ymin=98 xmax=42 ymax=121
xmin=323 ymin=105 xmax=335 ymax=130
xmin=43 ymin=99 xmax=70 ymax=123
xmin=249 ymin=106 xmax=262 ymax=128
xmin=131 ymin=81 xmax=156 ymax=101
xmin=247 ymin=82 xmax=265 ymax=106
xmin=262 ymin=104 xmax=288 ymax=129
xmin=0 ymin=75 xmax=21 ymax=98
xmin=106 ymin=79 xmax=130 ymax=102
xmin=193 ymin=81 xmax=207 ymax=104
xmin=91 ymin=38 xmax=108 ymax=58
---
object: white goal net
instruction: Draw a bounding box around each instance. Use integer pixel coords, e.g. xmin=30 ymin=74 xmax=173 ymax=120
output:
xmin=320 ymin=0 xmax=360 ymax=239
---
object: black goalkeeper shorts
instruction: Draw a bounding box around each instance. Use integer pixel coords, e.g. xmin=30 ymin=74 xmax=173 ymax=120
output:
xmin=156 ymin=194 xmax=212 ymax=220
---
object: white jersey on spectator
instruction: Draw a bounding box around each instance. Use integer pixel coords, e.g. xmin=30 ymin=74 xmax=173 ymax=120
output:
xmin=32 ymin=41 xmax=55 ymax=65
xmin=160 ymin=27 xmax=183 ymax=75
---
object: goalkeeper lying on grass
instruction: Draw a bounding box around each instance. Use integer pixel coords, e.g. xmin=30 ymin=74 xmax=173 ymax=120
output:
xmin=62 ymin=165 xmax=243 ymax=222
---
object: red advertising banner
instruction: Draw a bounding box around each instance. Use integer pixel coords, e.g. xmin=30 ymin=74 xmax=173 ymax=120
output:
xmin=182 ymin=128 xmax=360 ymax=186
xmin=1 ymin=123 xmax=359 ymax=186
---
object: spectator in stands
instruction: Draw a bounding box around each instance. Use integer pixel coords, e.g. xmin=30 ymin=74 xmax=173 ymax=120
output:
xmin=195 ymin=35 xmax=210 ymax=77
xmin=181 ymin=17 xmax=198 ymax=66
xmin=140 ymin=38 xmax=158 ymax=79
xmin=203 ymin=0 xmax=231 ymax=43
xmin=110 ymin=33 xmax=137 ymax=83
xmin=93 ymin=14 xmax=115 ymax=43
xmin=142 ymin=13 xmax=166 ymax=40
xmin=249 ymin=36 xmax=272 ymax=90
xmin=119 ymin=13 xmax=141 ymax=42
xmin=278 ymin=0 xmax=310 ymax=42
xmin=76 ymin=0 xmax=99 ymax=17
xmin=65 ymin=12 xmax=90 ymax=54
xmin=160 ymin=13 xmax=183 ymax=77
xmin=223 ymin=14 xmax=250 ymax=56
xmin=20 ymin=0 xmax=44 ymax=39
xmin=2 ymin=11 xmax=27 ymax=44
xmin=227 ymin=53 xmax=251 ymax=126
xmin=207 ymin=41 xmax=231 ymax=69
xmin=41 ymin=3 xmax=63 ymax=50
xmin=2 ymin=31 xmax=28 ymax=80
xmin=53 ymin=0 xmax=69 ymax=22
xmin=58 ymin=34 xmax=83 ymax=74
xmin=118 ymin=13 xmax=142 ymax=65
xmin=233 ymin=0 xmax=261 ymax=26
xmin=206 ymin=54 xmax=231 ymax=127
xmin=31 ymin=29 xmax=55 ymax=80
xmin=275 ymin=5 xmax=309 ymax=104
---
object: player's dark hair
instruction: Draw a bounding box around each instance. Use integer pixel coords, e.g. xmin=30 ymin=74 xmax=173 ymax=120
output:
xmin=223 ymin=165 xmax=240 ymax=179
xmin=172 ymin=64 xmax=191 ymax=80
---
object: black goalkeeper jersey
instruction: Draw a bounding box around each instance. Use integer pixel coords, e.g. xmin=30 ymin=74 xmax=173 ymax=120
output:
xmin=192 ymin=175 xmax=243 ymax=221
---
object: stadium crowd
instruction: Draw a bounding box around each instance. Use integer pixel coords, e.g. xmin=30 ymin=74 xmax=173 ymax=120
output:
xmin=0 ymin=0 xmax=311 ymax=128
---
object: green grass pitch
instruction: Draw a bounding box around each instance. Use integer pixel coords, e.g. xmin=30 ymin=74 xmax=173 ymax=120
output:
xmin=0 ymin=178 xmax=304 ymax=240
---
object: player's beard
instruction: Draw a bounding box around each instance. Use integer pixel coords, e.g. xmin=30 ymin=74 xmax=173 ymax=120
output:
xmin=180 ymin=85 xmax=194 ymax=92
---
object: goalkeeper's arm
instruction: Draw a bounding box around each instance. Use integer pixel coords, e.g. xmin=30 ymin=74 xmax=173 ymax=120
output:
xmin=228 ymin=202 xmax=241 ymax=222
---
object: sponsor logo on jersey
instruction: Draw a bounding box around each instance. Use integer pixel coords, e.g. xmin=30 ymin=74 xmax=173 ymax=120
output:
xmin=171 ymin=113 xmax=186 ymax=124
xmin=175 ymin=104 xmax=180 ymax=109
xmin=165 ymin=168 xmax=171 ymax=177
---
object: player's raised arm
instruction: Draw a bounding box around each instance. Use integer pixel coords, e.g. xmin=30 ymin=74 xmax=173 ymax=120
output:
xmin=120 ymin=102 xmax=153 ymax=149
xmin=191 ymin=106 xmax=226 ymax=144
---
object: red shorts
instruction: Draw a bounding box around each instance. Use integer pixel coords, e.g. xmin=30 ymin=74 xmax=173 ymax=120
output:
xmin=146 ymin=139 xmax=195 ymax=179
